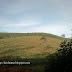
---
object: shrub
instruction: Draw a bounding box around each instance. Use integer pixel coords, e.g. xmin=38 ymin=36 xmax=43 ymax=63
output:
xmin=0 ymin=36 xmax=4 ymax=39
xmin=45 ymin=39 xmax=72 ymax=72
xmin=40 ymin=36 xmax=46 ymax=41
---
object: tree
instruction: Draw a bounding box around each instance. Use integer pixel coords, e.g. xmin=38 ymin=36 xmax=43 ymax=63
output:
xmin=70 ymin=29 xmax=72 ymax=39
xmin=45 ymin=39 xmax=72 ymax=72
xmin=61 ymin=34 xmax=65 ymax=38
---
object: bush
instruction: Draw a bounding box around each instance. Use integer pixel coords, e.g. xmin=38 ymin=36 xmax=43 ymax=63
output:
xmin=45 ymin=39 xmax=72 ymax=72
xmin=0 ymin=36 xmax=4 ymax=39
xmin=40 ymin=36 xmax=46 ymax=41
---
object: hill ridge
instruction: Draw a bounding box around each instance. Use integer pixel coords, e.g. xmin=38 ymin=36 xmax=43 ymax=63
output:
xmin=0 ymin=32 xmax=66 ymax=39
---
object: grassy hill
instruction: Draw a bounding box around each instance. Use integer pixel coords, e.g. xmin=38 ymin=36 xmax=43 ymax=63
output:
xmin=0 ymin=33 xmax=67 ymax=58
xmin=0 ymin=33 xmax=69 ymax=72
xmin=0 ymin=36 xmax=63 ymax=58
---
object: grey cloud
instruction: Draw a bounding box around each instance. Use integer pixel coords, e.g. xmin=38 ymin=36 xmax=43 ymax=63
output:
xmin=0 ymin=0 xmax=68 ymax=15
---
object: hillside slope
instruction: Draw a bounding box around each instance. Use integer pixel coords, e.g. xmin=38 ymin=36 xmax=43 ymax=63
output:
xmin=0 ymin=36 xmax=64 ymax=59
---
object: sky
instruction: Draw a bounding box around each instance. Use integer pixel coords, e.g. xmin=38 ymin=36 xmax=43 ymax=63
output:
xmin=0 ymin=0 xmax=72 ymax=38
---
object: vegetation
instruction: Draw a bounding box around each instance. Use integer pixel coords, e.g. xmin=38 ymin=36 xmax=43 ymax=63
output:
xmin=61 ymin=34 xmax=65 ymax=38
xmin=0 ymin=32 xmax=70 ymax=72
xmin=0 ymin=36 xmax=63 ymax=58
xmin=0 ymin=32 xmax=67 ymax=39
xmin=45 ymin=39 xmax=72 ymax=72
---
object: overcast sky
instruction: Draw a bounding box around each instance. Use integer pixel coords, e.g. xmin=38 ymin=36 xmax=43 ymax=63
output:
xmin=0 ymin=0 xmax=72 ymax=38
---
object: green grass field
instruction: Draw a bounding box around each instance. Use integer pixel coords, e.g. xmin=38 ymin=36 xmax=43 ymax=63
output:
xmin=0 ymin=33 xmax=69 ymax=72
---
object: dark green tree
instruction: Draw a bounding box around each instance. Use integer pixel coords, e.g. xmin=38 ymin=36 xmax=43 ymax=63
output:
xmin=45 ymin=39 xmax=72 ymax=72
